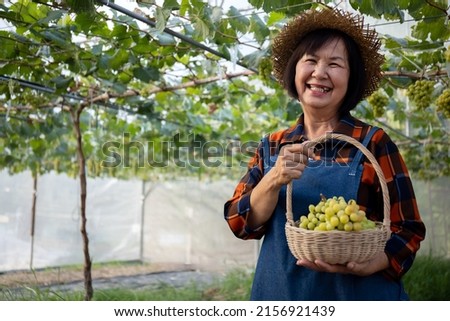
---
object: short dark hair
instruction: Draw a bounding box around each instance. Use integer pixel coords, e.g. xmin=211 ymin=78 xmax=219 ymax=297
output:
xmin=281 ymin=29 xmax=366 ymax=116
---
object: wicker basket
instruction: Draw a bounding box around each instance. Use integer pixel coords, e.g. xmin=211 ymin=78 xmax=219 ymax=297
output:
xmin=285 ymin=133 xmax=391 ymax=264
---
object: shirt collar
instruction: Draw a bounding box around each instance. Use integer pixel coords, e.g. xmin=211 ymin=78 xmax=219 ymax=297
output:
xmin=278 ymin=113 xmax=364 ymax=149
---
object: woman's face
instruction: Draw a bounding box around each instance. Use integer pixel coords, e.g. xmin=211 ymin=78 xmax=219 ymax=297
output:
xmin=294 ymin=38 xmax=350 ymax=116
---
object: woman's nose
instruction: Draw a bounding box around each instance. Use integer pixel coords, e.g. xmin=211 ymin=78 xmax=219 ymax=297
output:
xmin=312 ymin=64 xmax=328 ymax=78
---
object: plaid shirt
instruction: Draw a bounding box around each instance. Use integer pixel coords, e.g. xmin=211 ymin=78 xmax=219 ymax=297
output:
xmin=224 ymin=114 xmax=426 ymax=280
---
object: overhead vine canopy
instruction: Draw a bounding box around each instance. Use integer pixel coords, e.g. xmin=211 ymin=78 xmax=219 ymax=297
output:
xmin=0 ymin=0 xmax=449 ymax=180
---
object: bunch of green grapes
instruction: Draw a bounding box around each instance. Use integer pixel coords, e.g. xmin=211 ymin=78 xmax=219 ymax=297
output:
xmin=406 ymin=80 xmax=435 ymax=111
xmin=66 ymin=0 xmax=95 ymax=14
xmin=436 ymin=89 xmax=450 ymax=118
xmin=258 ymin=57 xmax=272 ymax=83
xmin=298 ymin=195 xmax=376 ymax=232
xmin=367 ymin=90 xmax=389 ymax=117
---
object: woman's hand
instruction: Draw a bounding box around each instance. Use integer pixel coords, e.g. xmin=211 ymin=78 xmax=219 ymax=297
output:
xmin=271 ymin=142 xmax=314 ymax=187
xmin=247 ymin=142 xmax=314 ymax=230
xmin=296 ymin=251 xmax=390 ymax=276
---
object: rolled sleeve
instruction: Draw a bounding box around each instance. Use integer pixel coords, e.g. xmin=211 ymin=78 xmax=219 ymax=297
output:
xmin=224 ymin=144 xmax=267 ymax=240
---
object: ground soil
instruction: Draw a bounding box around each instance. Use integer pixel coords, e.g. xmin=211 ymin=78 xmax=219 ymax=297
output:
xmin=0 ymin=262 xmax=191 ymax=288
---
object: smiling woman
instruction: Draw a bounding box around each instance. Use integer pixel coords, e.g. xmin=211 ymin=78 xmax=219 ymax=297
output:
xmin=224 ymin=6 xmax=426 ymax=301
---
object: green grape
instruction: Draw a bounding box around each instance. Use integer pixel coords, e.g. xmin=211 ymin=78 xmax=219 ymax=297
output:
xmin=315 ymin=204 xmax=323 ymax=213
xmin=326 ymin=222 xmax=334 ymax=231
xmin=317 ymin=222 xmax=327 ymax=231
xmin=348 ymin=199 xmax=359 ymax=210
xmin=367 ymin=90 xmax=389 ymax=117
xmin=328 ymin=198 xmax=338 ymax=207
xmin=353 ymin=222 xmax=362 ymax=231
xmin=406 ymin=80 xmax=435 ymax=111
xmin=329 ymin=216 xmax=340 ymax=227
xmin=325 ymin=206 xmax=335 ymax=218
xmin=350 ymin=213 xmax=360 ymax=222
xmin=332 ymin=203 xmax=341 ymax=213
xmin=300 ymin=221 xmax=308 ymax=229
xmin=445 ymin=47 xmax=450 ymax=62
xmin=344 ymin=222 xmax=353 ymax=231
xmin=344 ymin=204 xmax=355 ymax=215
xmin=339 ymin=214 xmax=349 ymax=224
xmin=366 ymin=220 xmax=376 ymax=229
xmin=436 ymin=89 xmax=450 ymax=118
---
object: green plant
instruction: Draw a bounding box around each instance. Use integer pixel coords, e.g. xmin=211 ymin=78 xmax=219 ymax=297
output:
xmin=403 ymin=255 xmax=450 ymax=300
xmin=92 ymin=269 xmax=253 ymax=301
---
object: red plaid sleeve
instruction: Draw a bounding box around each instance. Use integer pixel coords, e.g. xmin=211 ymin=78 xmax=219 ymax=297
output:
xmin=361 ymin=129 xmax=426 ymax=280
xmin=223 ymin=140 xmax=266 ymax=239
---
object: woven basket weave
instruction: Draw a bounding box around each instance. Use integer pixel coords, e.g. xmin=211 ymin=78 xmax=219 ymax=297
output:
xmin=285 ymin=133 xmax=391 ymax=264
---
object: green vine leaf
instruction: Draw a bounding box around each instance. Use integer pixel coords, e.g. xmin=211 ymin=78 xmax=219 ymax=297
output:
xmin=155 ymin=7 xmax=171 ymax=32
xmin=132 ymin=66 xmax=161 ymax=82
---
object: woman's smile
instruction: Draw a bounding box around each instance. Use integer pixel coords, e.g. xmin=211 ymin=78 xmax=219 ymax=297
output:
xmin=306 ymin=84 xmax=332 ymax=93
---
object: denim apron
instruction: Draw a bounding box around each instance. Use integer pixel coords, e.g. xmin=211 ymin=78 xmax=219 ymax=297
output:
xmin=250 ymin=127 xmax=408 ymax=301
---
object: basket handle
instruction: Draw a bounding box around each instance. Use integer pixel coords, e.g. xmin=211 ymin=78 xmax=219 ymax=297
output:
xmin=286 ymin=133 xmax=391 ymax=228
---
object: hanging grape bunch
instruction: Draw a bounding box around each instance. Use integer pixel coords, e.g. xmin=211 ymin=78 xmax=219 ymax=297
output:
xmin=406 ymin=79 xmax=435 ymax=111
xmin=258 ymin=57 xmax=273 ymax=84
xmin=66 ymin=0 xmax=96 ymax=14
xmin=367 ymin=90 xmax=389 ymax=117
xmin=436 ymin=89 xmax=450 ymax=118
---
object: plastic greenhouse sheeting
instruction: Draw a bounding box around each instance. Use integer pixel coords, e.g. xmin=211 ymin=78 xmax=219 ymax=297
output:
xmin=0 ymin=170 xmax=258 ymax=273
xmin=0 ymin=170 xmax=142 ymax=272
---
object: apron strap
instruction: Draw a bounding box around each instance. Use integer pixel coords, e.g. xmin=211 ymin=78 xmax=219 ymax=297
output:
xmin=349 ymin=126 xmax=380 ymax=176
xmin=262 ymin=135 xmax=271 ymax=172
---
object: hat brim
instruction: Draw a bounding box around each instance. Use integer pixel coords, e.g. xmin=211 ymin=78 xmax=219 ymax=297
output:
xmin=272 ymin=7 xmax=384 ymax=98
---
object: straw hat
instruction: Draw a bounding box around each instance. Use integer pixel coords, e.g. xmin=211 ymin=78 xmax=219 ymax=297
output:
xmin=272 ymin=7 xmax=384 ymax=98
